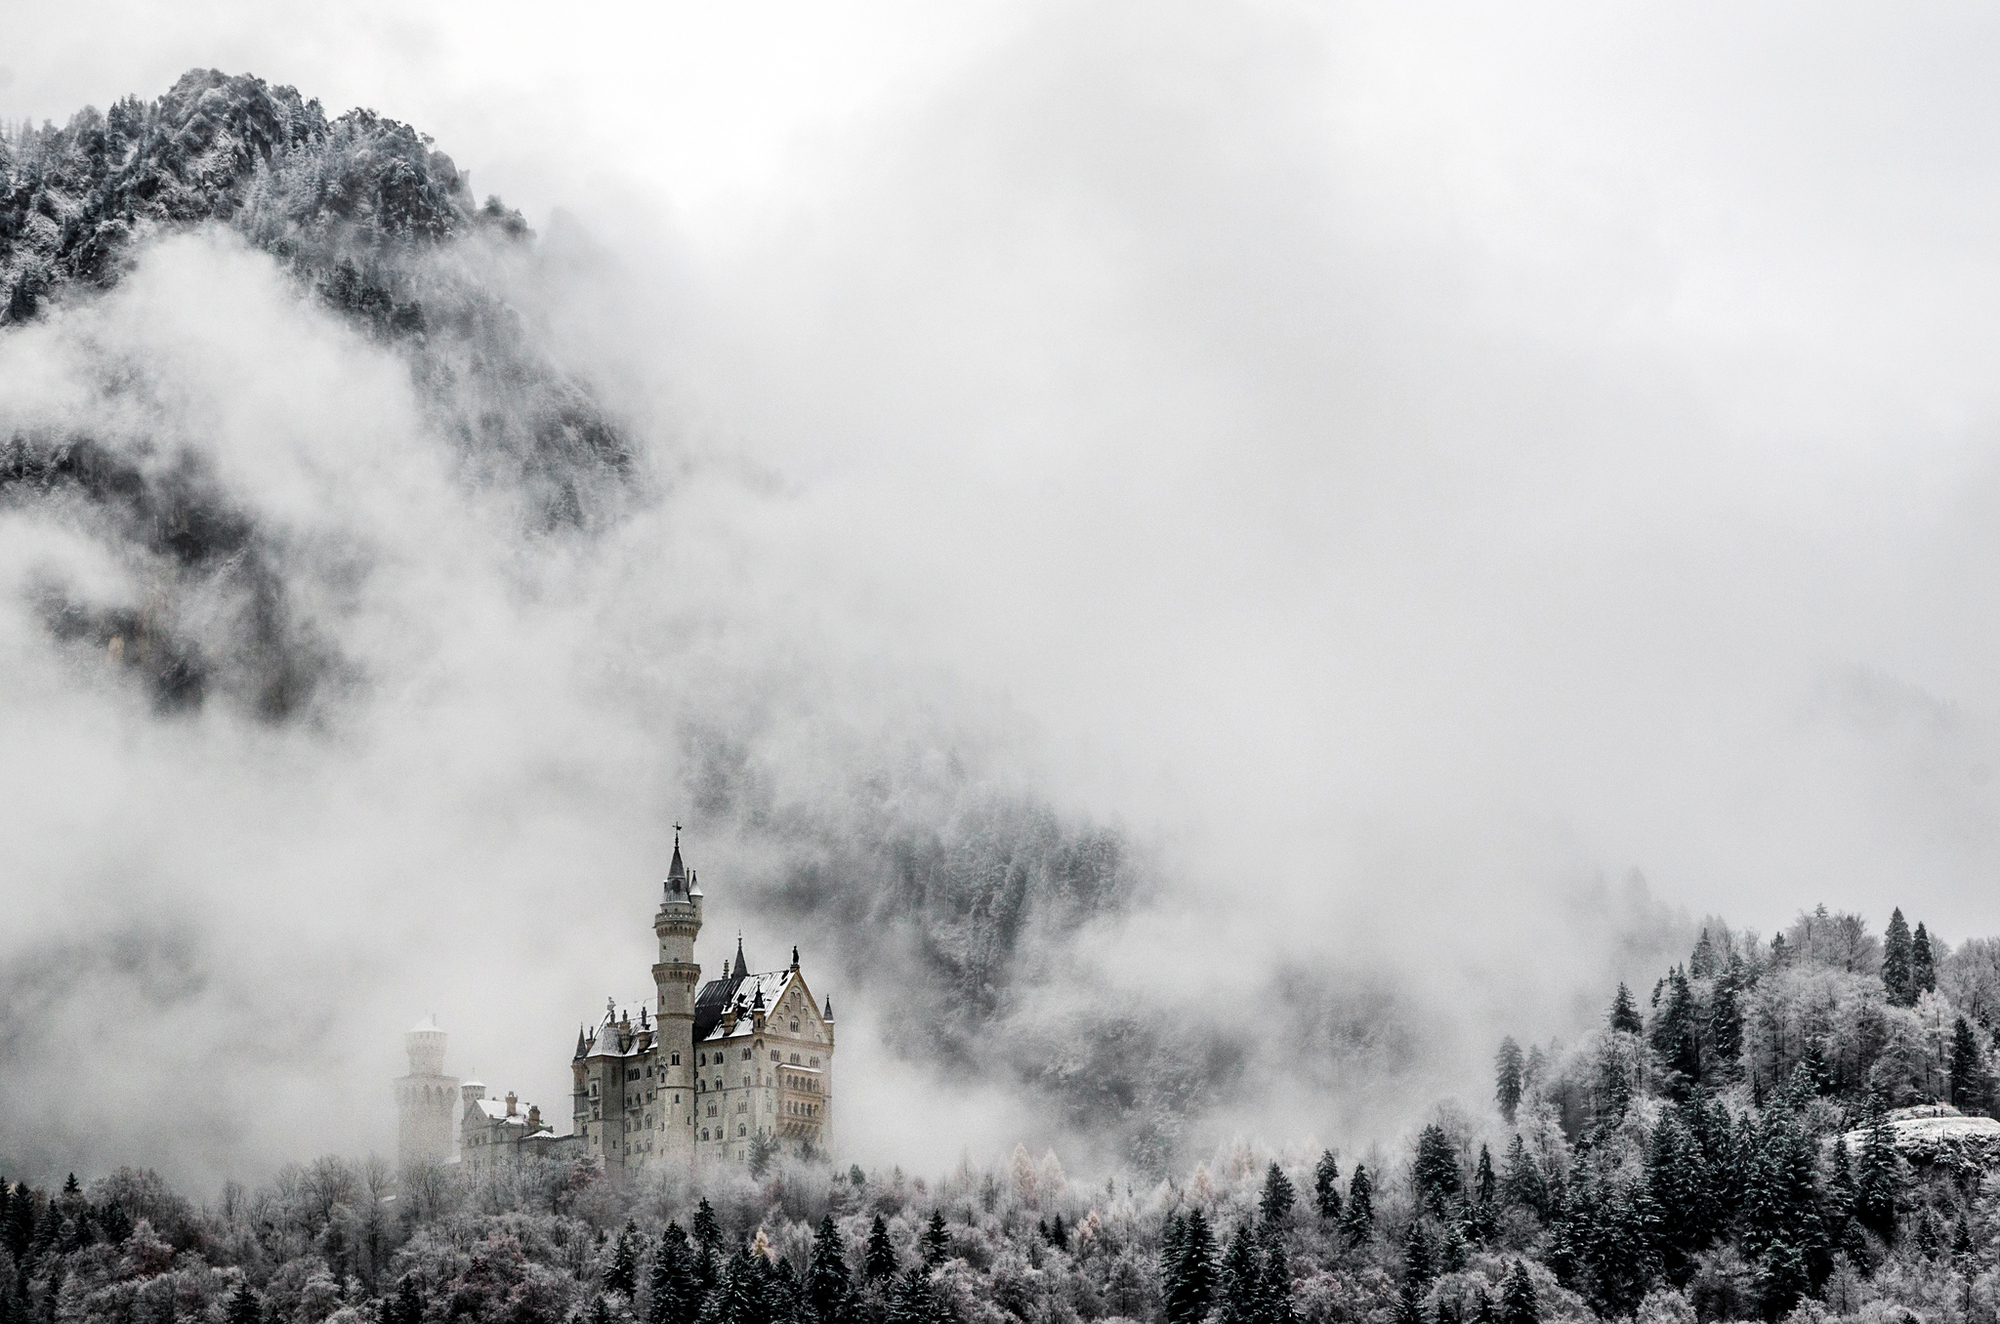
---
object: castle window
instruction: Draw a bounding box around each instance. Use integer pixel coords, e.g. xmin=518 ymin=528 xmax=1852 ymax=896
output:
xmin=671 ymin=1053 xmax=681 ymax=1066
xmin=698 ymin=1053 xmax=706 ymax=1066
xmin=738 ymin=1124 xmax=747 ymax=1137
xmin=810 ymin=1057 xmax=819 ymax=1067
xmin=770 ymin=1050 xmax=780 ymax=1062
xmin=741 ymin=1048 xmax=752 ymax=1060
xmin=701 ymin=1128 xmax=708 ymax=1140
xmin=790 ymin=1021 xmax=799 ymax=1032
xmin=790 ymin=1053 xmax=800 ymax=1064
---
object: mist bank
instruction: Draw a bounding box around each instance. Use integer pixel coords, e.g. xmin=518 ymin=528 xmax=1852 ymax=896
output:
xmin=6 ymin=45 xmax=1999 ymax=1197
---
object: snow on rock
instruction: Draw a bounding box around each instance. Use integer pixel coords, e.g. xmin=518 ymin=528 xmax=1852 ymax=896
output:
xmin=1839 ymin=1105 xmax=2000 ymax=1174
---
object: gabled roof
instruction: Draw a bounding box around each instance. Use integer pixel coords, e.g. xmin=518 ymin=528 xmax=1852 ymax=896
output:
xmin=694 ymin=968 xmax=806 ymax=1041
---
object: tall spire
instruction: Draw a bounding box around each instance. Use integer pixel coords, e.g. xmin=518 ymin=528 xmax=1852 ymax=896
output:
xmin=666 ymin=821 xmax=686 ymax=890
xmin=732 ymin=933 xmax=748 ymax=978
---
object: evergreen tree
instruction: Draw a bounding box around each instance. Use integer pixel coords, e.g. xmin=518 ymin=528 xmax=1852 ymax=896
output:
xmin=1340 ymin=1166 xmax=1374 ymax=1246
xmin=864 ymin=1216 xmax=897 ymax=1281
xmin=607 ymin=1221 xmax=640 ymax=1297
xmin=1914 ymin=1207 xmax=1941 ymax=1261
xmin=1500 ymin=1135 xmax=1545 ymax=1219
xmin=884 ymin=1268 xmax=943 ymax=1324
xmin=1047 ymin=1214 xmax=1069 ymax=1251
xmin=1883 ymin=909 xmax=1915 ymax=1007
xmin=1754 ymin=1242 xmax=1809 ymax=1322
xmin=1912 ymin=922 xmax=1936 ymax=997
xmin=1646 ymin=1111 xmax=1706 ymax=1283
xmin=1472 ymin=1288 xmax=1494 ymax=1324
xmin=1495 ymin=1038 xmax=1525 ymax=1124
xmin=1500 ymin=1261 xmax=1538 ymax=1324
xmin=1167 ymin=1209 xmax=1219 ymax=1324
xmin=1609 ymin=984 xmax=1643 ymax=1035
xmin=805 ymin=1216 xmax=854 ymax=1324
xmin=227 ymin=1284 xmax=265 ymax=1324
xmin=1709 ymin=969 xmax=1744 ymax=1080
xmin=1690 ymin=930 xmax=1719 ymax=978
xmin=1855 ymin=1109 xmax=1900 ymax=1241
xmin=1259 ymin=1164 xmax=1296 ymax=1227
xmin=1312 ymin=1152 xmax=1342 ymax=1223
xmin=1218 ymin=1225 xmax=1261 ymax=1324
xmin=652 ymin=1224 xmax=700 ymax=1324
xmin=1393 ymin=1280 xmax=1425 ymax=1324
xmin=1160 ymin=1211 xmax=1188 ymax=1311
xmin=1650 ymin=968 xmax=1702 ymax=1097
xmin=1471 ymin=1145 xmax=1497 ymax=1241
xmin=693 ymin=1200 xmax=724 ymax=1258
xmin=1950 ymin=1017 xmax=1984 ymax=1112
xmin=1413 ymin=1125 xmax=1462 ymax=1218
xmin=1402 ymin=1220 xmax=1433 ymax=1290
xmin=920 ymin=1211 xmax=950 ymax=1267
xmin=1260 ymin=1226 xmax=1295 ymax=1324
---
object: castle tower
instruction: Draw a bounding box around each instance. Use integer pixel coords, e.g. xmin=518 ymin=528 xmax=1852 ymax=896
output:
xmin=651 ymin=825 xmax=703 ymax=1159
xmin=394 ymin=1017 xmax=460 ymax=1170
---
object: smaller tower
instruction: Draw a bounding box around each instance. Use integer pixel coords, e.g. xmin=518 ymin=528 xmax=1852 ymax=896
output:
xmin=394 ymin=1017 xmax=460 ymax=1170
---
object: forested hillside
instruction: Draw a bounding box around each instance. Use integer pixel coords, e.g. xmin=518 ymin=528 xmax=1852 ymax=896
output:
xmin=5 ymin=905 xmax=1998 ymax=1324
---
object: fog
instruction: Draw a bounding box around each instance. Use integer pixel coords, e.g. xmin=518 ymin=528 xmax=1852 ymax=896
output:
xmin=6 ymin=3 xmax=2000 ymax=1192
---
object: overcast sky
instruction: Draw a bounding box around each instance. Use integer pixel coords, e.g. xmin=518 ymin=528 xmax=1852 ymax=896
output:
xmin=9 ymin=2 xmax=2000 ymax=1183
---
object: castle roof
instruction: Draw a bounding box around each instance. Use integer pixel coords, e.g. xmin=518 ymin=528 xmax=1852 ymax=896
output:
xmin=694 ymin=967 xmax=806 ymax=1042
xmin=579 ymin=999 xmax=659 ymax=1059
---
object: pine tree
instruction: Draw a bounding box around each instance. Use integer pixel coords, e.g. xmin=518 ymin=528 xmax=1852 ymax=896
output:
xmin=607 ymin=1221 xmax=640 ymax=1297
xmin=1500 ymin=1261 xmax=1538 ymax=1324
xmin=1914 ymin=1207 xmax=1941 ymax=1261
xmin=1855 ymin=1109 xmax=1900 ymax=1241
xmin=1754 ymin=1241 xmax=1808 ymax=1322
xmin=1340 ymin=1166 xmax=1374 ymax=1245
xmin=864 ymin=1215 xmax=897 ymax=1281
xmin=1500 ymin=1135 xmax=1545 ymax=1219
xmin=1471 ymin=1145 xmax=1497 ymax=1241
xmin=1312 ymin=1152 xmax=1342 ymax=1222
xmin=1495 ymin=1039 xmax=1525 ymax=1124
xmin=1691 ymin=930 xmax=1718 ymax=978
xmin=227 ymin=1284 xmax=265 ymax=1324
xmin=1913 ymin=922 xmax=1936 ymax=997
xmin=920 ymin=1211 xmax=950 ymax=1267
xmin=1393 ymin=1280 xmax=1425 ymax=1324
xmin=1950 ymin=1017 xmax=1984 ymax=1112
xmin=805 ymin=1216 xmax=854 ymax=1324
xmin=1261 ymin=1225 xmax=1295 ymax=1324
xmin=1218 ymin=1225 xmax=1261 ymax=1324
xmin=1883 ymin=909 xmax=1915 ymax=1007
xmin=1402 ymin=1220 xmax=1433 ymax=1290
xmin=1259 ymin=1164 xmax=1296 ymax=1227
xmin=1413 ymin=1125 xmax=1463 ymax=1218
xmin=653 ymin=1224 xmax=699 ymax=1324
xmin=1167 ymin=1209 xmax=1219 ymax=1324
xmin=1472 ymin=1288 xmax=1494 ymax=1324
xmin=1160 ymin=1211 xmax=1188 ymax=1315
xmin=1650 ymin=968 xmax=1702 ymax=1098
xmin=1609 ymin=984 xmax=1643 ymax=1035
xmin=1709 ymin=969 xmax=1744 ymax=1080
xmin=693 ymin=1200 xmax=724 ymax=1257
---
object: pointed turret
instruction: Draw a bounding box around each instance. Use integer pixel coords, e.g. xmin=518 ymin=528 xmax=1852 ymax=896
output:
xmin=732 ymin=934 xmax=748 ymax=978
xmin=574 ymin=1025 xmax=589 ymax=1059
xmin=666 ymin=823 xmax=687 ymax=893
xmin=824 ymin=997 xmax=834 ymax=1020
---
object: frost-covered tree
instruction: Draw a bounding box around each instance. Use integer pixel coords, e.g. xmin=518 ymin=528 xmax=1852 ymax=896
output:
xmin=1312 ymin=1152 xmax=1341 ymax=1222
xmin=1884 ymin=909 xmax=1916 ymax=1007
xmin=1495 ymin=1038 xmax=1525 ymax=1123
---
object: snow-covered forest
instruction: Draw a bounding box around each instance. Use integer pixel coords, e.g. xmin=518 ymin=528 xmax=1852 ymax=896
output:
xmin=7 ymin=904 xmax=2000 ymax=1324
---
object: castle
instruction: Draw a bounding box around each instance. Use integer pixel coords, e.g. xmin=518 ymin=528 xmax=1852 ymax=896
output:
xmin=394 ymin=832 xmax=835 ymax=1172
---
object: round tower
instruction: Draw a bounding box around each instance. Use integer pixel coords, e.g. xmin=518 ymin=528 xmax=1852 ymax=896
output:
xmin=394 ymin=1017 xmax=460 ymax=1171
xmin=652 ymin=827 xmax=704 ymax=1160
